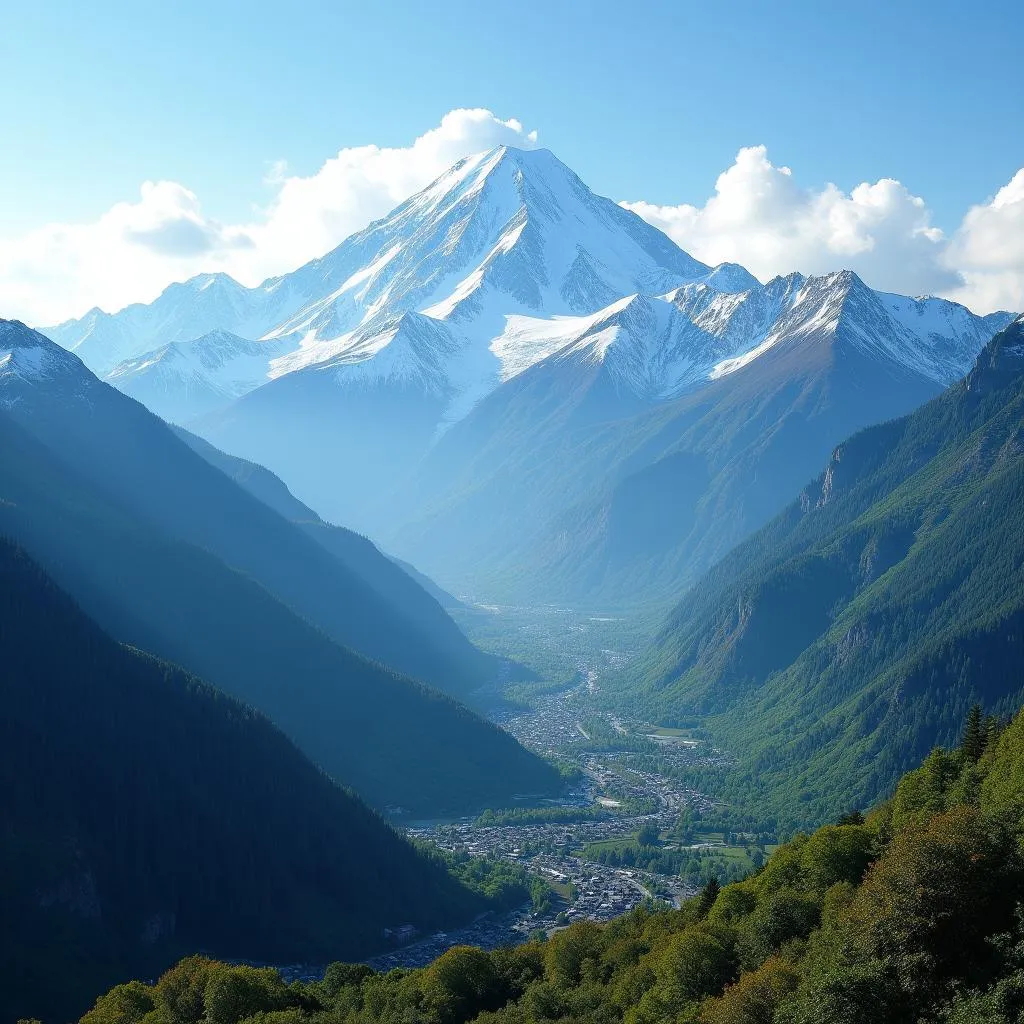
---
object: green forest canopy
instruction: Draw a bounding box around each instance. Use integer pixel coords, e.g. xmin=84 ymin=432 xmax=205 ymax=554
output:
xmin=70 ymin=703 xmax=1024 ymax=1024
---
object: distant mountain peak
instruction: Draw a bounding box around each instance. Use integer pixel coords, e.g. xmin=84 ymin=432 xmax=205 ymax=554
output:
xmin=195 ymin=270 xmax=238 ymax=288
xmin=763 ymin=271 xmax=807 ymax=297
xmin=37 ymin=147 xmax=1018 ymax=458
xmin=702 ymin=263 xmax=761 ymax=294
xmin=790 ymin=268 xmax=869 ymax=311
xmin=41 ymin=145 xmax=715 ymax=403
xmin=966 ymin=315 xmax=1024 ymax=394
xmin=230 ymin=142 xmax=713 ymax=401
xmin=0 ymin=318 xmax=34 ymax=342
xmin=446 ymin=144 xmax=577 ymax=188
xmin=156 ymin=270 xmax=245 ymax=295
xmin=1 ymin=318 xmax=70 ymax=358
xmin=0 ymin=319 xmax=87 ymax=388
xmin=192 ymin=326 xmax=253 ymax=345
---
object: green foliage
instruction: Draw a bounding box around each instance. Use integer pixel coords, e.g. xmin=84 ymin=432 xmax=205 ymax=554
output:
xmin=696 ymin=879 xmax=721 ymax=919
xmin=476 ymin=806 xmax=612 ymax=827
xmin=581 ymin=838 xmax=758 ymax=885
xmin=962 ymin=704 xmax=987 ymax=763
xmin=422 ymin=847 xmax=533 ymax=911
xmin=73 ymin=696 xmax=1024 ymax=1024
xmin=700 ymin=956 xmax=799 ymax=1024
xmin=636 ymin=824 xmax=660 ymax=847
xmin=79 ymin=981 xmax=155 ymax=1024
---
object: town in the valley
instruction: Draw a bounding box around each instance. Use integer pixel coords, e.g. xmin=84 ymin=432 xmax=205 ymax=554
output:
xmin=270 ymin=607 xmax=761 ymax=981
xmin=360 ymin=606 xmax=763 ymax=972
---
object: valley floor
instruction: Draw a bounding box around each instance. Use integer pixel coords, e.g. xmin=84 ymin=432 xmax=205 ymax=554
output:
xmin=367 ymin=603 xmax=763 ymax=970
xmin=242 ymin=603 xmax=759 ymax=983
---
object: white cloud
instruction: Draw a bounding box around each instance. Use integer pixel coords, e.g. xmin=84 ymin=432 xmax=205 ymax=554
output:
xmin=0 ymin=108 xmax=538 ymax=325
xmin=622 ymin=146 xmax=1024 ymax=314
xmin=621 ymin=145 xmax=960 ymax=299
xmin=0 ymin=181 xmax=254 ymax=325
xmin=943 ymin=169 xmax=1024 ymax=314
xmin=1 ymin=122 xmax=1020 ymax=326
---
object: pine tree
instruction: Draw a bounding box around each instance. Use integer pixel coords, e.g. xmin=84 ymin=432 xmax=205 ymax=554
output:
xmin=696 ymin=877 xmax=721 ymax=918
xmin=985 ymin=714 xmax=1003 ymax=753
xmin=961 ymin=704 xmax=986 ymax=763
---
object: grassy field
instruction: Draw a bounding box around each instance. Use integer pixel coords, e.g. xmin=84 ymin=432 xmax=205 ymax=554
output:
xmin=582 ymin=835 xmax=655 ymax=855
xmin=547 ymin=878 xmax=575 ymax=900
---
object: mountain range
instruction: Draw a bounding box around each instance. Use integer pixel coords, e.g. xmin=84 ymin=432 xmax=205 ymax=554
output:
xmin=626 ymin=314 xmax=1024 ymax=829
xmin=0 ymin=318 xmax=560 ymax=814
xmin=42 ymin=146 xmax=1015 ymax=608
xmin=378 ymin=269 xmax=1014 ymax=607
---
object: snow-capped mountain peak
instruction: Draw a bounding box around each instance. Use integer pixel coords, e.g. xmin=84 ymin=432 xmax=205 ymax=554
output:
xmin=269 ymin=311 xmax=460 ymax=397
xmin=0 ymin=320 xmax=95 ymax=402
xmin=105 ymin=329 xmax=296 ymax=422
xmin=264 ymin=144 xmax=711 ymax=346
xmin=701 ymin=270 xmax=1015 ymax=386
xmin=43 ymin=271 xmax=289 ymax=376
xmin=35 ymin=146 xmax=1017 ymax=437
xmin=701 ymin=262 xmax=762 ymax=294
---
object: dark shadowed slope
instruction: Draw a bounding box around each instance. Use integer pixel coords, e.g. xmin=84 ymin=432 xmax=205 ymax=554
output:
xmin=0 ymin=323 xmax=560 ymax=814
xmin=0 ymin=540 xmax=491 ymax=1023
xmin=1 ymin=318 xmax=487 ymax=696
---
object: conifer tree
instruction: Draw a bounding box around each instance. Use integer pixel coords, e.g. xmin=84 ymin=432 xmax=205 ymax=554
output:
xmin=696 ymin=877 xmax=721 ymax=918
xmin=961 ymin=703 xmax=986 ymax=763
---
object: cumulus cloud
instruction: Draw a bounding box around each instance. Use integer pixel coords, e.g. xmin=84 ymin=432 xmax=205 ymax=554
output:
xmin=1 ymin=119 xmax=1020 ymax=325
xmin=943 ymin=169 xmax=1024 ymax=314
xmin=0 ymin=181 xmax=252 ymax=324
xmin=121 ymin=184 xmax=254 ymax=257
xmin=0 ymin=108 xmax=538 ymax=324
xmin=621 ymin=145 xmax=960 ymax=298
xmin=622 ymin=146 xmax=1024 ymax=313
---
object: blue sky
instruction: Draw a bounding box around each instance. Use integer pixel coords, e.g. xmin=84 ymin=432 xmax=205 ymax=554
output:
xmin=1 ymin=0 xmax=1022 ymax=320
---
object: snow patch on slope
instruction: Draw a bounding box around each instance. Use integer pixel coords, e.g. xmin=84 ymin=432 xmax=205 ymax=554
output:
xmin=0 ymin=320 xmax=73 ymax=383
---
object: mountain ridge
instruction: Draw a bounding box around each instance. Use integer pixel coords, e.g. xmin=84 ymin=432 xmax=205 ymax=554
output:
xmin=623 ymin=315 xmax=1024 ymax=828
xmin=0 ymin=537 xmax=497 ymax=1022
xmin=375 ymin=275 xmax=1004 ymax=609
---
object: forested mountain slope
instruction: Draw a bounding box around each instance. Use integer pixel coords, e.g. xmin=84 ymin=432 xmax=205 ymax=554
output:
xmin=0 ymin=318 xmax=489 ymax=696
xmin=74 ymin=702 xmax=1024 ymax=1024
xmin=629 ymin=315 xmax=1024 ymax=829
xmin=0 ymin=540 xmax=494 ymax=1023
xmin=0 ymin=324 xmax=560 ymax=813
